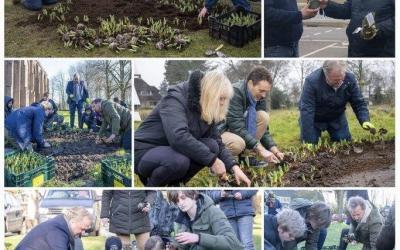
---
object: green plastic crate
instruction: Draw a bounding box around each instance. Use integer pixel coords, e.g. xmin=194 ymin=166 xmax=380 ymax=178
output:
xmin=5 ymin=151 xmax=55 ymax=187
xmin=101 ymin=156 xmax=132 ymax=187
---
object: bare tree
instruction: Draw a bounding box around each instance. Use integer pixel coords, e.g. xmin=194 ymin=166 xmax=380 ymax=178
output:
xmin=51 ymin=71 xmax=67 ymax=109
xmin=109 ymin=60 xmax=132 ymax=104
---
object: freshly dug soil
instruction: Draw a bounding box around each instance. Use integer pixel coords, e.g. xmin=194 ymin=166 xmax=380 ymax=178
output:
xmin=18 ymin=0 xmax=227 ymax=31
xmin=282 ymin=140 xmax=395 ymax=187
xmin=39 ymin=131 xmax=121 ymax=183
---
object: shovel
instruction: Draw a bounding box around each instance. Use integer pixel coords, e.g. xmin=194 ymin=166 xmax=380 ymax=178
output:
xmin=205 ymin=44 xmax=226 ymax=57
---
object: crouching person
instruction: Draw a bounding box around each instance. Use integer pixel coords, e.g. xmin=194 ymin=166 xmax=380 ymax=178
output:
xmin=91 ymin=98 xmax=132 ymax=150
xmin=167 ymin=191 xmax=245 ymax=250
xmin=264 ymin=209 xmax=306 ymax=250
xmin=5 ymin=101 xmax=53 ymax=151
xmin=16 ymin=207 xmax=93 ymax=250
xmin=40 ymin=92 xmax=64 ymax=130
xmin=134 ymin=70 xmax=251 ymax=187
xmin=82 ymin=105 xmax=102 ymax=132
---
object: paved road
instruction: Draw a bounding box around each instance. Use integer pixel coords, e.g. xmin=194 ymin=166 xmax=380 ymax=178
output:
xmin=300 ymin=26 xmax=349 ymax=57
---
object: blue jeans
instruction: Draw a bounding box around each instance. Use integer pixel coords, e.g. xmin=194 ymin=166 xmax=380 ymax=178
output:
xmin=265 ymin=43 xmax=299 ymax=57
xmin=229 ymin=216 xmax=255 ymax=250
xmin=300 ymin=115 xmax=352 ymax=144
xmin=69 ymin=101 xmax=84 ymax=128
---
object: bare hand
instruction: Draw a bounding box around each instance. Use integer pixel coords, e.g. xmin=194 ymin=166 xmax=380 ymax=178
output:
xmin=101 ymin=218 xmax=109 ymax=226
xmin=198 ymin=7 xmax=208 ymax=18
xmin=221 ymin=190 xmax=227 ymax=198
xmin=234 ymin=192 xmax=242 ymax=200
xmin=176 ymin=232 xmax=199 ymax=245
xmin=301 ymin=5 xmax=319 ymax=19
xmin=257 ymin=145 xmax=280 ymax=163
xmin=104 ymin=134 xmax=116 ymax=144
xmin=275 ymin=152 xmax=285 ymax=161
xmin=211 ymin=158 xmax=227 ymax=181
xmin=232 ymin=165 xmax=251 ymax=187
xmin=141 ymin=205 xmax=151 ymax=213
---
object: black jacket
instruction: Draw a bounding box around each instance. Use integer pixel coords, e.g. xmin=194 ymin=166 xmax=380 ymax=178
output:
xmin=5 ymin=96 xmax=13 ymax=118
xmin=100 ymin=190 xmax=156 ymax=235
xmin=265 ymin=0 xmax=303 ymax=47
xmin=264 ymin=214 xmax=283 ymax=250
xmin=325 ymin=0 xmax=395 ymax=57
xmin=135 ymin=71 xmax=238 ymax=171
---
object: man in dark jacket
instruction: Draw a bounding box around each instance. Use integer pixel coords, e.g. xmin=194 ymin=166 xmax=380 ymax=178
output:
xmin=206 ymin=190 xmax=257 ymax=250
xmin=266 ymin=192 xmax=282 ymax=216
xmin=16 ymin=207 xmax=93 ymax=250
xmin=376 ymin=202 xmax=395 ymax=250
xmin=221 ymin=66 xmax=284 ymax=166
xmin=198 ymin=0 xmax=251 ymax=18
xmin=5 ymin=96 xmax=14 ymax=118
xmin=320 ymin=0 xmax=395 ymax=57
xmin=338 ymin=196 xmax=383 ymax=250
xmin=286 ymin=198 xmax=332 ymax=250
xmin=92 ymin=99 xmax=131 ymax=150
xmin=40 ymin=92 xmax=64 ymax=130
xmin=265 ymin=0 xmax=319 ymax=57
xmin=5 ymin=102 xmax=53 ymax=151
xmin=134 ymin=70 xmax=250 ymax=187
xmin=264 ymin=209 xmax=306 ymax=250
xmin=113 ymin=96 xmax=128 ymax=108
xmin=300 ymin=60 xmax=373 ymax=144
xmin=101 ymin=190 xmax=156 ymax=250
xmin=66 ymin=73 xmax=89 ymax=129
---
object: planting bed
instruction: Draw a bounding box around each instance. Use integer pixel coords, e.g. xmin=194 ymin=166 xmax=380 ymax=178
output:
xmin=39 ymin=130 xmax=123 ymax=186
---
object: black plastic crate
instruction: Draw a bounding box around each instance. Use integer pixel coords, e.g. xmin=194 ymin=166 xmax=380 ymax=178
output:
xmin=101 ymin=155 xmax=132 ymax=187
xmin=209 ymin=10 xmax=261 ymax=47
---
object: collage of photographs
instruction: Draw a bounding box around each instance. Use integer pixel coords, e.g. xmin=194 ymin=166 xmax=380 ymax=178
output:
xmin=1 ymin=0 xmax=397 ymax=250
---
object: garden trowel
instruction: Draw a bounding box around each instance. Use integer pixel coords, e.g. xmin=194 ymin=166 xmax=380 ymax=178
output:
xmin=205 ymin=44 xmax=226 ymax=57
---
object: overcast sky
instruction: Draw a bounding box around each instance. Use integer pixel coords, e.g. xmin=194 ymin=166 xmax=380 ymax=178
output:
xmin=134 ymin=59 xmax=166 ymax=88
xmin=38 ymin=59 xmax=86 ymax=79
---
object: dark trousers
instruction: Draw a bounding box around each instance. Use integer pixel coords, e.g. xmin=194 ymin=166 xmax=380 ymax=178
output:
xmin=265 ymin=42 xmax=299 ymax=57
xmin=122 ymin=129 xmax=131 ymax=151
xmin=338 ymin=228 xmax=350 ymax=250
xmin=318 ymin=228 xmax=328 ymax=250
xmin=69 ymin=101 xmax=84 ymax=128
xmin=136 ymin=138 xmax=219 ymax=186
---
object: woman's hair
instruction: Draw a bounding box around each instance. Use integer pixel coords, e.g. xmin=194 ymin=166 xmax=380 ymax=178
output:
xmin=167 ymin=190 xmax=199 ymax=204
xmin=307 ymin=202 xmax=332 ymax=229
xmin=144 ymin=236 xmax=165 ymax=250
xmin=65 ymin=206 xmax=93 ymax=223
xmin=200 ymin=70 xmax=233 ymax=125
xmin=347 ymin=196 xmax=367 ymax=212
xmin=277 ymin=209 xmax=306 ymax=238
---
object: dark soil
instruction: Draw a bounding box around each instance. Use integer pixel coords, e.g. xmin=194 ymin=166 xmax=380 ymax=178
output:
xmin=39 ymin=131 xmax=121 ymax=184
xmin=17 ymin=0 xmax=229 ymax=31
xmin=282 ymin=140 xmax=395 ymax=187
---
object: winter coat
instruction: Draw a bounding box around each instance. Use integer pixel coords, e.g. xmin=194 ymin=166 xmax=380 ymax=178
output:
xmin=99 ymin=100 xmax=131 ymax=137
xmin=100 ymin=190 xmax=156 ymax=235
xmin=299 ymin=68 xmax=369 ymax=143
xmin=16 ymin=214 xmax=75 ymax=250
xmin=173 ymin=193 xmax=245 ymax=250
xmin=349 ymin=201 xmax=383 ymax=250
xmin=287 ymin=198 xmax=321 ymax=250
xmin=220 ymin=80 xmax=277 ymax=150
xmin=149 ymin=191 xmax=179 ymax=237
xmin=66 ymin=80 xmax=89 ymax=104
xmin=267 ymin=199 xmax=282 ymax=216
xmin=376 ymin=203 xmax=395 ymax=250
xmin=205 ymin=190 xmax=256 ymax=219
xmin=134 ymin=71 xmax=238 ymax=171
xmin=264 ymin=214 xmax=283 ymax=250
xmin=324 ymin=0 xmax=395 ymax=57
xmin=5 ymin=96 xmax=14 ymax=118
xmin=5 ymin=104 xmax=46 ymax=147
xmin=265 ymin=0 xmax=303 ymax=47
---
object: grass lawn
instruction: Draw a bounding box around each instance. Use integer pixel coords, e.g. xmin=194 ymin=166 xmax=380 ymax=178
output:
xmin=5 ymin=235 xmax=106 ymax=250
xmin=253 ymin=213 xmax=262 ymax=250
xmin=298 ymin=222 xmax=362 ymax=250
xmin=134 ymin=105 xmax=395 ymax=187
xmin=5 ymin=0 xmax=261 ymax=57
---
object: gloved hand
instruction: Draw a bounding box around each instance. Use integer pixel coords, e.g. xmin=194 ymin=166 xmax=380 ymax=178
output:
xmin=362 ymin=122 xmax=375 ymax=130
xmin=85 ymin=98 xmax=91 ymax=104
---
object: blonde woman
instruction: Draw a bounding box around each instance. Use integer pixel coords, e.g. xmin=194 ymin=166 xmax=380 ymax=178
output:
xmin=135 ymin=70 xmax=251 ymax=187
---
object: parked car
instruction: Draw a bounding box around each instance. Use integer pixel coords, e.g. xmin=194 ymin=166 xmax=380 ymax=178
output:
xmin=4 ymin=191 xmax=24 ymax=234
xmin=39 ymin=190 xmax=101 ymax=235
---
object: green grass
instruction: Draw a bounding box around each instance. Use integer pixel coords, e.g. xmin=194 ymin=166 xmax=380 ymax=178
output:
xmin=5 ymin=0 xmax=260 ymax=57
xmin=134 ymin=105 xmax=395 ymax=187
xmin=5 ymin=235 xmax=106 ymax=250
xmin=253 ymin=213 xmax=262 ymax=250
xmin=299 ymin=222 xmax=362 ymax=249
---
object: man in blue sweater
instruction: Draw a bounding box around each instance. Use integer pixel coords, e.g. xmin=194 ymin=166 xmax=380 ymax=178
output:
xmin=265 ymin=0 xmax=319 ymax=57
xmin=299 ymin=60 xmax=373 ymax=144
